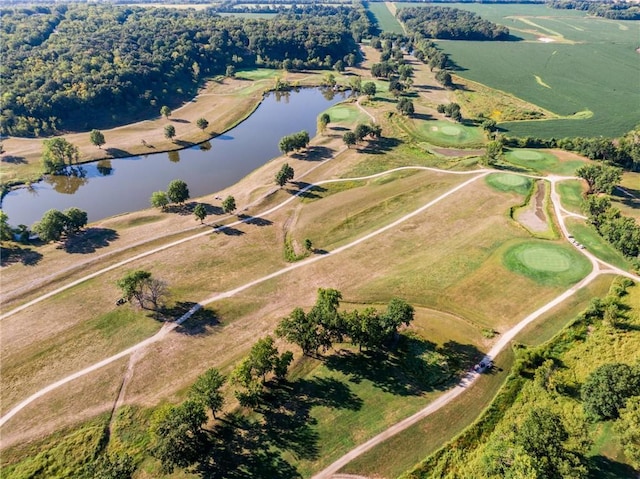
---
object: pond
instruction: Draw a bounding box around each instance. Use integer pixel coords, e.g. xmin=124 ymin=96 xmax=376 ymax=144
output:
xmin=2 ymin=88 xmax=351 ymax=227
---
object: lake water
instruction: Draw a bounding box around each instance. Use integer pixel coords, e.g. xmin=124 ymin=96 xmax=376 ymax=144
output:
xmin=2 ymin=88 xmax=350 ymax=227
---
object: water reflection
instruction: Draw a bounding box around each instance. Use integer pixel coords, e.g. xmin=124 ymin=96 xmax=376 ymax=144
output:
xmin=96 ymin=160 xmax=113 ymax=176
xmin=3 ymin=88 xmax=352 ymax=226
xmin=46 ymin=167 xmax=88 ymax=195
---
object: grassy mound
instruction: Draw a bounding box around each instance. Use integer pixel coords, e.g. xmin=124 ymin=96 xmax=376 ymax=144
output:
xmin=416 ymin=121 xmax=484 ymax=148
xmin=503 ymin=149 xmax=584 ymax=175
xmin=325 ymin=103 xmax=369 ymax=126
xmin=485 ymin=173 xmax=532 ymax=196
xmin=503 ymin=240 xmax=591 ymax=286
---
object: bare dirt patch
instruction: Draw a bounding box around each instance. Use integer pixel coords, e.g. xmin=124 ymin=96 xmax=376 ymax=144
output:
xmin=516 ymin=180 xmax=549 ymax=233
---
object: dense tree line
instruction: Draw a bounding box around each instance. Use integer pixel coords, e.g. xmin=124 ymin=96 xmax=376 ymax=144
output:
xmin=578 ymin=164 xmax=640 ymax=265
xmin=0 ymin=3 xmax=372 ymax=136
xmin=396 ymin=6 xmax=510 ymax=41
xmin=548 ymin=0 xmax=640 ymax=20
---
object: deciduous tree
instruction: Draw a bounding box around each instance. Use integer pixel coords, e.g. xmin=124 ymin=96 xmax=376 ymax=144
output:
xmin=164 ymin=125 xmax=176 ymax=141
xmin=581 ymin=363 xmax=640 ymax=420
xmin=167 ymin=179 xmax=190 ymax=204
xmin=196 ymin=118 xmax=209 ymax=131
xmin=33 ymin=209 xmax=67 ymax=242
xmin=222 ymin=195 xmax=236 ymax=214
xmin=343 ymin=131 xmax=357 ymax=148
xmin=160 ymin=105 xmax=171 ymax=119
xmin=41 ymin=138 xmax=79 ymax=174
xmin=150 ymin=191 xmax=169 ymax=210
xmin=89 ymin=129 xmax=105 ymax=148
xmin=189 ymin=368 xmax=225 ymax=419
xmin=193 ymin=203 xmax=207 ymax=223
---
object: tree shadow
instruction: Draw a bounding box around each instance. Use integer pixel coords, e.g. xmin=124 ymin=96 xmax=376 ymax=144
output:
xmin=171 ymin=118 xmax=190 ymax=124
xmin=288 ymin=182 xmax=327 ymax=200
xmin=238 ymin=214 xmax=273 ymax=227
xmin=330 ymin=126 xmax=350 ymax=132
xmin=359 ymin=136 xmax=402 ymax=155
xmin=291 ymin=146 xmax=334 ymax=162
xmin=0 ymin=245 xmax=43 ymax=266
xmin=63 ymin=228 xmax=119 ymax=254
xmin=1 ymin=155 xmax=27 ymax=164
xmin=214 ymin=225 xmax=245 ymax=236
xmin=587 ymin=455 xmax=637 ymax=479
xmin=105 ymin=147 xmax=131 ymax=158
xmin=324 ymin=336 xmax=483 ymax=396
xmin=174 ymin=306 xmax=220 ymax=335
xmin=158 ymin=301 xmax=200 ymax=323
xmin=165 ymin=204 xmax=192 ymax=216
xmin=205 ymin=205 xmax=224 ymax=216
xmin=174 ymin=139 xmax=196 ymax=148
xmin=412 ymin=112 xmax=433 ymax=121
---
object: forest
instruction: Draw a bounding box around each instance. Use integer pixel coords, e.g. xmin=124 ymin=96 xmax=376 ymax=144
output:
xmin=396 ymin=6 xmax=510 ymax=41
xmin=0 ymin=3 xmax=372 ymax=137
xmin=548 ymin=0 xmax=640 ymax=20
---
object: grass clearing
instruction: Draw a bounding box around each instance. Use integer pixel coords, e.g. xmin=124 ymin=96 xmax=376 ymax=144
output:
xmin=565 ymin=218 xmax=633 ymax=271
xmin=366 ymin=2 xmax=404 ymax=34
xmin=502 ymin=240 xmax=591 ymax=286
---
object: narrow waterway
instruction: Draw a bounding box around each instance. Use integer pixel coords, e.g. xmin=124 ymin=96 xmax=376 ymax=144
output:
xmin=2 ymin=88 xmax=350 ymax=226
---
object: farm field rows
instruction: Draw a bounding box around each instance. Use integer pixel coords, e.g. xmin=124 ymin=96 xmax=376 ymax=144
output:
xmin=392 ymin=2 xmax=640 ymax=138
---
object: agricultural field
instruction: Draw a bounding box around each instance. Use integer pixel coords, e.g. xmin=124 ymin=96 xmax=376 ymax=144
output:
xmin=366 ymin=2 xmax=405 ymax=34
xmin=393 ymin=2 xmax=640 ymax=138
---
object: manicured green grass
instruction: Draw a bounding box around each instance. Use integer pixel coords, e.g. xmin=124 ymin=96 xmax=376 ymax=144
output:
xmin=565 ymin=218 xmax=633 ymax=271
xmin=413 ymin=3 xmax=640 ymax=137
xmin=324 ymin=103 xmax=369 ymax=126
xmin=415 ymin=121 xmax=485 ymax=148
xmin=502 ymin=240 xmax=591 ymax=286
xmin=367 ymin=2 xmax=404 ymax=34
xmin=485 ymin=173 xmax=532 ymax=196
xmin=235 ymin=68 xmax=281 ymax=80
xmin=503 ymin=149 xmax=585 ymax=175
xmin=557 ymin=179 xmax=585 ymax=214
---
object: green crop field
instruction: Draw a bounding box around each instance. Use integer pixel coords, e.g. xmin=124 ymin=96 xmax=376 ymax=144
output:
xmin=367 ymin=2 xmax=404 ymax=34
xmin=393 ymin=3 xmax=640 ymax=138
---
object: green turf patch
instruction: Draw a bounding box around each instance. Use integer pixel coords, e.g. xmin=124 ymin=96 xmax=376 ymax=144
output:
xmin=485 ymin=173 xmax=532 ymax=196
xmin=366 ymin=2 xmax=404 ymax=34
xmin=503 ymin=240 xmax=591 ymax=286
xmin=235 ymin=68 xmax=280 ymax=80
xmin=415 ymin=121 xmax=484 ymax=148
xmin=325 ymin=103 xmax=368 ymax=126
xmin=565 ymin=218 xmax=633 ymax=271
xmin=557 ymin=179 xmax=585 ymax=214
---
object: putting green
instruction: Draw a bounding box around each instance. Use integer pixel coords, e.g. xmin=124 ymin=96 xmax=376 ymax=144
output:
xmin=503 ymin=241 xmax=591 ymax=286
xmin=512 ymin=150 xmax=543 ymax=160
xmin=517 ymin=245 xmax=571 ymax=272
xmin=485 ymin=173 xmax=532 ymax=195
xmin=441 ymin=126 xmax=462 ymax=136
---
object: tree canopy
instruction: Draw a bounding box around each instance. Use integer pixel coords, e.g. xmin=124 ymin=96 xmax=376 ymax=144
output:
xmin=0 ymin=4 xmax=371 ymax=136
xmin=166 ymin=179 xmax=190 ymax=204
xmin=581 ymin=363 xmax=640 ymax=420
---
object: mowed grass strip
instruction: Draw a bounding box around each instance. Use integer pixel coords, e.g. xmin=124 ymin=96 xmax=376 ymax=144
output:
xmin=502 ymin=240 xmax=591 ymax=286
xmin=565 ymin=218 xmax=633 ymax=271
xmin=415 ymin=121 xmax=485 ymax=148
xmin=366 ymin=1 xmax=404 ymax=34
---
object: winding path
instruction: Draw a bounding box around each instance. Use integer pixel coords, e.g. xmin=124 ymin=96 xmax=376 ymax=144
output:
xmin=1 ymin=147 xmax=637 ymax=478
xmin=0 ymin=167 xmax=487 ymax=428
